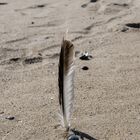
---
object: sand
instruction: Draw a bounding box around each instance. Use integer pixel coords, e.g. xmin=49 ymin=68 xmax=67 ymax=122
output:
xmin=0 ymin=0 xmax=140 ymax=140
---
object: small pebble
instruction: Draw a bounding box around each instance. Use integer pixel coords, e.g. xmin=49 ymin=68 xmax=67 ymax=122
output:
xmin=82 ymin=66 xmax=89 ymax=70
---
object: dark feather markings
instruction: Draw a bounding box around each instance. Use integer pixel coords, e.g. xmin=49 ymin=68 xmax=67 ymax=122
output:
xmin=59 ymin=40 xmax=74 ymax=106
xmin=58 ymin=39 xmax=74 ymax=130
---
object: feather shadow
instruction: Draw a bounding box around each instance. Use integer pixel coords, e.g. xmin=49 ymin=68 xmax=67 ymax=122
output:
xmin=71 ymin=129 xmax=97 ymax=140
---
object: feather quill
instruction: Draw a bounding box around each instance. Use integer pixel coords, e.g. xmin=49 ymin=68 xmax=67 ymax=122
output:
xmin=58 ymin=38 xmax=75 ymax=131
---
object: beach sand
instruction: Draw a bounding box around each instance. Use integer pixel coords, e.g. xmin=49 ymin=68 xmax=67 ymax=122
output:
xmin=0 ymin=0 xmax=140 ymax=139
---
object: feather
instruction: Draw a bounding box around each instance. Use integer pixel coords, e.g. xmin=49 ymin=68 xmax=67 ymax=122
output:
xmin=58 ymin=38 xmax=75 ymax=131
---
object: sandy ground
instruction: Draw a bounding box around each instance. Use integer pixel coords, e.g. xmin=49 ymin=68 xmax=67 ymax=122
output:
xmin=0 ymin=0 xmax=140 ymax=140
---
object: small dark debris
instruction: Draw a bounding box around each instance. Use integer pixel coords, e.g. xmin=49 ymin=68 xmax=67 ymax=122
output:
xmin=10 ymin=58 xmax=20 ymax=62
xmin=79 ymin=52 xmax=93 ymax=60
xmin=123 ymin=4 xmax=128 ymax=7
xmin=0 ymin=57 xmax=21 ymax=65
xmin=31 ymin=21 xmax=35 ymax=24
xmin=82 ymin=66 xmax=89 ymax=70
xmin=113 ymin=3 xmax=128 ymax=7
xmin=0 ymin=3 xmax=8 ymax=5
xmin=121 ymin=27 xmax=129 ymax=32
xmin=54 ymin=124 xmax=61 ymax=129
xmin=81 ymin=4 xmax=88 ymax=8
xmin=45 ymin=36 xmax=50 ymax=40
xmin=37 ymin=4 xmax=45 ymax=8
xmin=126 ymin=23 xmax=140 ymax=29
xmin=24 ymin=57 xmax=42 ymax=64
xmin=84 ymin=23 xmax=94 ymax=30
xmin=29 ymin=4 xmax=46 ymax=9
xmin=38 ymin=53 xmax=42 ymax=56
xmin=0 ymin=111 xmax=4 ymax=114
xmin=90 ymin=0 xmax=97 ymax=2
xmin=5 ymin=116 xmax=15 ymax=120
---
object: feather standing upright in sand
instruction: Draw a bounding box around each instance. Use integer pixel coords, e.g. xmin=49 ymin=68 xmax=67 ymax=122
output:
xmin=58 ymin=38 xmax=75 ymax=131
